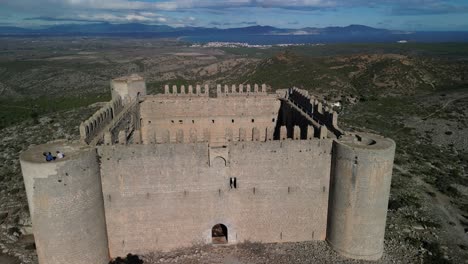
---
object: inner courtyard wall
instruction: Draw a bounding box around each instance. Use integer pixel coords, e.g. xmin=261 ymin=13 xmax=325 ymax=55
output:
xmin=139 ymin=95 xmax=281 ymax=144
xmin=98 ymin=139 xmax=333 ymax=257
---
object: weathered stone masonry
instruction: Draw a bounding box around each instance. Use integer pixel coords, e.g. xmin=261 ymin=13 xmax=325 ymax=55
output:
xmin=20 ymin=74 xmax=396 ymax=264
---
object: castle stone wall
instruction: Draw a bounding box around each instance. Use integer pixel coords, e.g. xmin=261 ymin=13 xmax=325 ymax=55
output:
xmin=327 ymin=133 xmax=395 ymax=260
xmin=111 ymin=74 xmax=146 ymax=104
xmin=99 ymin=139 xmax=332 ymax=256
xmin=139 ymin=96 xmax=281 ymax=144
xmin=20 ymin=142 xmax=109 ymax=264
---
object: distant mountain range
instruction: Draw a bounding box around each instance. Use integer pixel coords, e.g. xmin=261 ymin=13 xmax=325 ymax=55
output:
xmin=0 ymin=23 xmax=402 ymax=35
xmin=1 ymin=23 xmax=467 ymax=43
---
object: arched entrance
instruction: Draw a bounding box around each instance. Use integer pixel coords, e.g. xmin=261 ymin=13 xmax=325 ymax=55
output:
xmin=212 ymin=224 xmax=228 ymax=244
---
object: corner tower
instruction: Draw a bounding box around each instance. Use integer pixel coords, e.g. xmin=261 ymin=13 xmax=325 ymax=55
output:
xmin=111 ymin=74 xmax=147 ymax=104
xmin=327 ymin=133 xmax=395 ymax=260
xmin=20 ymin=141 xmax=109 ymax=264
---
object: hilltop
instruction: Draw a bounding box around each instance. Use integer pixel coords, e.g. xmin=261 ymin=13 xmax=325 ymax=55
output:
xmin=242 ymin=50 xmax=468 ymax=101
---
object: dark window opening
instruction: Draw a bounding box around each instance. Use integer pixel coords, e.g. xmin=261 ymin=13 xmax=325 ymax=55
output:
xmin=232 ymin=119 xmax=234 ymax=123
xmin=272 ymin=118 xmax=275 ymax=122
xmin=148 ymin=120 xmax=151 ymax=124
xmin=171 ymin=120 xmax=174 ymax=123
xmin=251 ymin=119 xmax=255 ymax=123
xmin=212 ymin=120 xmax=215 ymax=123
xmin=192 ymin=120 xmax=195 ymax=124
xmin=229 ymin=177 xmax=237 ymax=189
xmin=179 ymin=120 xmax=183 ymax=124
xmin=212 ymin=224 xmax=228 ymax=244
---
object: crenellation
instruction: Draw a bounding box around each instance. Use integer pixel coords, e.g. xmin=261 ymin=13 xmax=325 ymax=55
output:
xmin=118 ymin=130 xmax=127 ymax=145
xmin=24 ymin=75 xmax=395 ymax=264
xmin=80 ymin=96 xmax=124 ymax=144
xmin=319 ymin=126 xmax=327 ymax=139
xmin=280 ymin=126 xmax=287 ymax=140
xmin=307 ymin=126 xmax=315 ymax=140
xmin=316 ymin=102 xmax=323 ymax=114
xmin=266 ymin=127 xmax=274 ymax=141
xmin=133 ymin=130 xmax=142 ymax=144
xmin=294 ymin=126 xmax=301 ymax=140
xmin=104 ymin=132 xmax=112 ymax=145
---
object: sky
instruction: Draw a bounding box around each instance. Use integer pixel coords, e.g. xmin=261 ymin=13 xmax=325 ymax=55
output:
xmin=0 ymin=0 xmax=468 ymax=30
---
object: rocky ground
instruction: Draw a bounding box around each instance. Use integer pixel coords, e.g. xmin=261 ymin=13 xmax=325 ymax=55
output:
xmin=0 ymin=39 xmax=467 ymax=263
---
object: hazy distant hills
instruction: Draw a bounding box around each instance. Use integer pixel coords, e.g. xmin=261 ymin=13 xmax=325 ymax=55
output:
xmin=0 ymin=23 xmax=398 ymax=35
xmin=1 ymin=23 xmax=467 ymax=43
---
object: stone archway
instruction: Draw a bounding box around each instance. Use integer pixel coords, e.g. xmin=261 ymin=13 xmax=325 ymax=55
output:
xmin=212 ymin=224 xmax=228 ymax=244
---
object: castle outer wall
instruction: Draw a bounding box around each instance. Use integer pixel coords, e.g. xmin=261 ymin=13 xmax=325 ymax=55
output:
xmin=19 ymin=142 xmax=109 ymax=264
xmin=99 ymin=139 xmax=332 ymax=256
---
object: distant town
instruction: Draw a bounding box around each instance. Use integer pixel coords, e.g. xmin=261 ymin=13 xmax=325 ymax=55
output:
xmin=190 ymin=42 xmax=326 ymax=48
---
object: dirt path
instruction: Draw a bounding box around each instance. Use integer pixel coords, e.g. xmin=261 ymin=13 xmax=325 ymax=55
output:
xmin=421 ymin=95 xmax=468 ymax=120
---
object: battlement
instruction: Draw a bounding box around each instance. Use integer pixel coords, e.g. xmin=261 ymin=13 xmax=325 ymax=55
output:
xmin=80 ymin=97 xmax=124 ymax=145
xmin=159 ymin=84 xmax=269 ymax=97
xmin=216 ymin=84 xmax=268 ymax=96
xmin=287 ymin=87 xmax=344 ymax=137
xmin=163 ymin=84 xmax=209 ymax=96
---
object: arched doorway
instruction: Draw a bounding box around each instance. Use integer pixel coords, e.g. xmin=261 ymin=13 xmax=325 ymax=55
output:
xmin=212 ymin=224 xmax=228 ymax=244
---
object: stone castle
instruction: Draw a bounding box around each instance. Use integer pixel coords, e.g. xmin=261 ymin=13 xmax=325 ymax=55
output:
xmin=20 ymin=74 xmax=395 ymax=264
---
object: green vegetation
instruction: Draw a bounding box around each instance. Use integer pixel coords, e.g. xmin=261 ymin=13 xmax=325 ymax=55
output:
xmin=239 ymin=51 xmax=353 ymax=93
xmin=0 ymin=93 xmax=110 ymax=129
xmin=224 ymin=43 xmax=468 ymax=58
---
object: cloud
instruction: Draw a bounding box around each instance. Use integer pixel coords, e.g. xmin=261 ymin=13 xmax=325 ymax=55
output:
xmin=390 ymin=4 xmax=468 ymax=15
xmin=210 ymin=21 xmax=257 ymax=26
xmin=25 ymin=11 xmax=174 ymax=24
xmin=7 ymin=0 xmax=468 ymax=14
xmin=3 ymin=0 xmax=468 ymax=29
